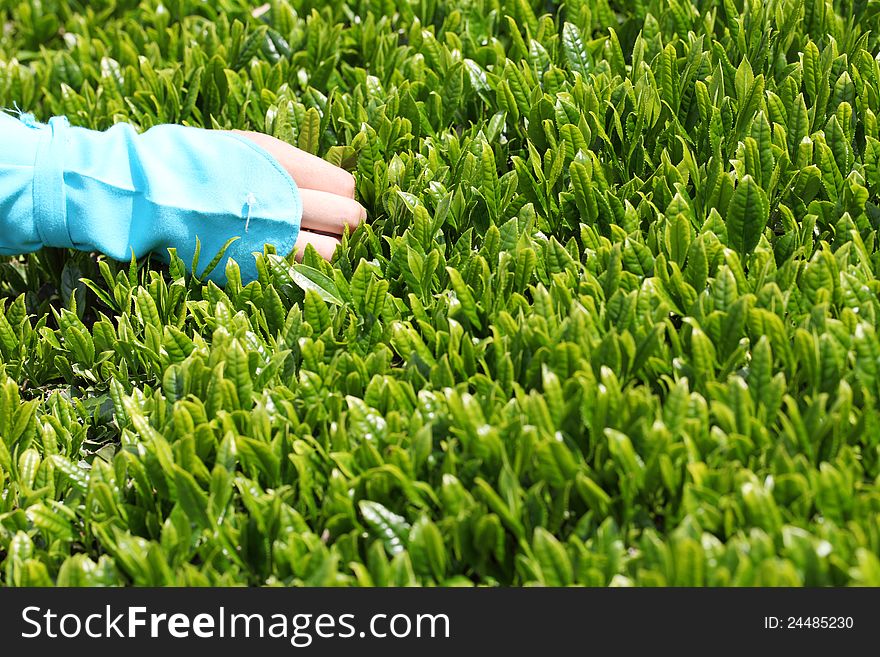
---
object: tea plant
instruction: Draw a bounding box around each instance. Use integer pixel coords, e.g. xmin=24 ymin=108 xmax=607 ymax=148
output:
xmin=1 ymin=0 xmax=880 ymax=586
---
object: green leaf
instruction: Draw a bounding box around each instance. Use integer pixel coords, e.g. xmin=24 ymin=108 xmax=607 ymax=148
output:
xmin=665 ymin=211 xmax=692 ymax=266
xmin=445 ymin=267 xmax=482 ymax=329
xmin=359 ymin=501 xmax=410 ymax=556
xmin=533 ymin=528 xmax=573 ymax=586
xmin=726 ymin=175 xmax=769 ymax=258
xmin=562 ymin=22 xmax=590 ymax=77
xmin=172 ymin=466 xmax=211 ymax=529
xmin=298 ymin=106 xmax=321 ymax=154
xmin=289 ymin=262 xmax=344 ymax=306
xmin=195 ymin=237 xmax=240 ymax=282
xmin=226 ymin=339 xmax=253 ymax=408
xmin=408 ymin=516 xmax=447 ymax=581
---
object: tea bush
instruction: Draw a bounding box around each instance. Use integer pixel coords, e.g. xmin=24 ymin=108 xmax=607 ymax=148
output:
xmin=2 ymin=0 xmax=880 ymax=585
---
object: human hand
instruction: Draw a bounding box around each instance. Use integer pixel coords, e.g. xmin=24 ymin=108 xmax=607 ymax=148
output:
xmin=232 ymin=130 xmax=367 ymax=261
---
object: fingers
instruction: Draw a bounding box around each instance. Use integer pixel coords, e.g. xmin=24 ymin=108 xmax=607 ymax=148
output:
xmin=292 ymin=231 xmax=341 ymax=262
xmin=231 ymin=129 xmax=365 ymax=264
xmin=233 ymin=130 xmax=356 ymax=198
xmin=299 ymin=188 xmax=366 ymax=235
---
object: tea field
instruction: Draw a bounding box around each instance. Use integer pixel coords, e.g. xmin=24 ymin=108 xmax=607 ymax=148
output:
xmin=1 ymin=0 xmax=880 ymax=586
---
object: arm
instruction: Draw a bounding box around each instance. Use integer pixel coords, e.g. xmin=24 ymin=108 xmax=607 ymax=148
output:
xmin=0 ymin=111 xmax=303 ymax=283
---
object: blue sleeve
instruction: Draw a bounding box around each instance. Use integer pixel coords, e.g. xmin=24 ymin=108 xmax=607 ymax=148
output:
xmin=0 ymin=111 xmax=302 ymax=284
